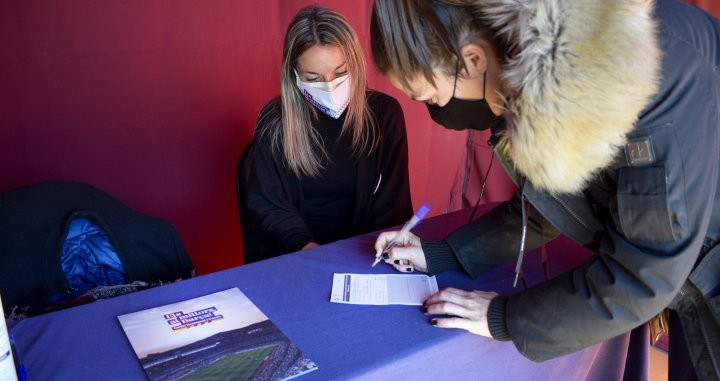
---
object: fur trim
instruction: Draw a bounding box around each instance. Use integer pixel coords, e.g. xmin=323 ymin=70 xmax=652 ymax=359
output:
xmin=481 ymin=0 xmax=661 ymax=194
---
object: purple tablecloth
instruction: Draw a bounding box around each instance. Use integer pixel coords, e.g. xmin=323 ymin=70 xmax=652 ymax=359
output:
xmin=9 ymin=204 xmax=648 ymax=380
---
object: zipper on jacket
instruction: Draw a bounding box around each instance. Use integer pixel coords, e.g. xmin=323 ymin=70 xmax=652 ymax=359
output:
xmin=461 ymin=131 xmax=474 ymax=199
xmin=550 ymin=194 xmax=594 ymax=232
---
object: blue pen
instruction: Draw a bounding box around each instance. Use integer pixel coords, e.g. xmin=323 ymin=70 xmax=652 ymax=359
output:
xmin=372 ymin=203 xmax=431 ymax=267
xmin=9 ymin=334 xmax=25 ymax=381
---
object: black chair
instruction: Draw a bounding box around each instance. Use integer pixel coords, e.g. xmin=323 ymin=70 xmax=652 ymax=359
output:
xmin=0 ymin=181 xmax=195 ymax=316
xmin=235 ymin=140 xmax=262 ymax=264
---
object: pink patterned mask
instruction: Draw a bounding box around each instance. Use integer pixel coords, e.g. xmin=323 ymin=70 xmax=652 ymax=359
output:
xmin=295 ymin=71 xmax=351 ymax=119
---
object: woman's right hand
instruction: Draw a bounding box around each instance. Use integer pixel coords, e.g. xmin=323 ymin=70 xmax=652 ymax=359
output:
xmin=374 ymin=231 xmax=428 ymax=273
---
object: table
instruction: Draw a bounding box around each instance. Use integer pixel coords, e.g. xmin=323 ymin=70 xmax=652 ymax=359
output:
xmin=9 ymin=204 xmax=648 ymax=380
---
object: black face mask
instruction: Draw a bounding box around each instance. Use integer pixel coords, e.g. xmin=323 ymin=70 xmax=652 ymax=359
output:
xmin=426 ymin=64 xmax=503 ymax=131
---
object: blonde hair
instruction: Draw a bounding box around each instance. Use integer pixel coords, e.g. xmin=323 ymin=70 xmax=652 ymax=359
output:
xmin=262 ymin=6 xmax=377 ymax=177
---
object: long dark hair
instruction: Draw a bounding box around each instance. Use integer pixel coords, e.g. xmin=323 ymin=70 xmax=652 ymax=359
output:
xmin=370 ymin=0 xmax=507 ymax=89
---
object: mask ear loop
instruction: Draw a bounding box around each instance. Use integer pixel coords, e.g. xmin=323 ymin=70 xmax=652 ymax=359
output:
xmin=465 ymin=67 xmax=496 ymax=224
xmin=452 ymin=59 xmax=460 ymax=98
xmin=467 ymin=150 xmax=495 ymax=224
xmin=454 ymin=56 xmax=487 ymax=100
xmin=482 ymin=58 xmax=494 ymax=113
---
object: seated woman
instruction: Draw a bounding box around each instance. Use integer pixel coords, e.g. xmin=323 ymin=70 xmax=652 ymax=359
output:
xmin=243 ymin=6 xmax=412 ymax=262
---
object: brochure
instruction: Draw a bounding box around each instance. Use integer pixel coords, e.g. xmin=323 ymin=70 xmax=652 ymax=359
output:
xmin=118 ymin=288 xmax=317 ymax=381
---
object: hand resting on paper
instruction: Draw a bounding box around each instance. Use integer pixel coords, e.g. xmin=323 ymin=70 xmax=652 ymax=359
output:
xmin=422 ymin=287 xmax=497 ymax=338
xmin=374 ymin=230 xmax=428 ymax=273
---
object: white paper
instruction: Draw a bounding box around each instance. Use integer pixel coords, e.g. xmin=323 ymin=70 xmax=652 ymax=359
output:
xmin=330 ymin=273 xmax=439 ymax=305
xmin=0 ymin=294 xmax=18 ymax=381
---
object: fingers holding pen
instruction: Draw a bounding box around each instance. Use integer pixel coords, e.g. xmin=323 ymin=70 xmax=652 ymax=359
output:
xmin=374 ymin=231 xmax=399 ymax=257
xmin=372 ymin=204 xmax=430 ymax=268
xmin=373 ymin=231 xmax=425 ymax=272
xmin=384 ymin=244 xmax=428 ymax=273
xmin=374 ymin=231 xmax=421 ymax=255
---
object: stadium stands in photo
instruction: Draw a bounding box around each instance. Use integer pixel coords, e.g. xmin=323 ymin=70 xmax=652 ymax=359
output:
xmin=141 ymin=320 xmax=316 ymax=380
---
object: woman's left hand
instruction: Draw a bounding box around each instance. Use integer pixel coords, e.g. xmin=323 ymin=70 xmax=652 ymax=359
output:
xmin=301 ymin=242 xmax=319 ymax=250
xmin=423 ymin=287 xmax=498 ymax=338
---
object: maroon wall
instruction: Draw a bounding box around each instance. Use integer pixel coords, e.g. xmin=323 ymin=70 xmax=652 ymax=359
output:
xmin=0 ymin=1 xmax=473 ymax=274
xmin=689 ymin=0 xmax=720 ymax=18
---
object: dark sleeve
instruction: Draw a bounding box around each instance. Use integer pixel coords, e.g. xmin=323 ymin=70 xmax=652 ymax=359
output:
xmin=502 ymin=31 xmax=720 ymax=361
xmin=505 ymin=151 xmax=716 ymax=361
xmin=422 ymin=240 xmax=462 ymax=274
xmin=364 ymin=94 xmax=413 ymax=230
xmin=424 ymin=195 xmax=560 ymax=277
xmin=245 ymin=106 xmax=314 ymax=253
xmin=505 ymin=209 xmax=711 ymax=361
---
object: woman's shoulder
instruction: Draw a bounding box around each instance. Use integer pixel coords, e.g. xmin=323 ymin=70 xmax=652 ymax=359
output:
xmin=365 ymin=90 xmax=406 ymax=138
xmin=258 ymin=97 xmax=281 ymax=123
xmin=366 ymin=90 xmax=402 ymax=112
xmin=255 ymin=97 xmax=281 ymax=138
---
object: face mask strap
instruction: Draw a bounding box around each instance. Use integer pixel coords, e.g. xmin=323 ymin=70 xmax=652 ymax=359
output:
xmin=451 ymin=59 xmax=460 ymax=98
xmin=483 ymin=70 xmax=487 ymax=99
xmin=453 ymin=58 xmax=488 ymax=100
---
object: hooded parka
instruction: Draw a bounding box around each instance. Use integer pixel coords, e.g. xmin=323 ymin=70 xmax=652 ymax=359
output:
xmin=422 ymin=0 xmax=720 ymax=377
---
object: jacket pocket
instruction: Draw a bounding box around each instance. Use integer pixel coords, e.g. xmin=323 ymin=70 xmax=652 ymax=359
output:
xmin=617 ymin=165 xmax=684 ymax=243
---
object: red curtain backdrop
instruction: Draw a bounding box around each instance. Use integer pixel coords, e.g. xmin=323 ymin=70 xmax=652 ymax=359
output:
xmin=0 ymin=1 xmax=469 ymax=274
xmin=0 ymin=1 xmax=716 ymax=274
xmin=688 ymin=0 xmax=720 ymax=17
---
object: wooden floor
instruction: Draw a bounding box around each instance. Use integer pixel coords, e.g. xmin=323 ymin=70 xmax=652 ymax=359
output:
xmin=649 ymin=347 xmax=668 ymax=381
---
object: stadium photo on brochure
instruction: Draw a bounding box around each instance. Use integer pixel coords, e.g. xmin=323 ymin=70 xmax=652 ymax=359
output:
xmin=117 ymin=288 xmax=317 ymax=381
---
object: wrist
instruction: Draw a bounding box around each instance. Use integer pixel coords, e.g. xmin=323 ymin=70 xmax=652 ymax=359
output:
xmin=421 ymin=240 xmax=461 ymax=275
xmin=487 ymin=296 xmax=511 ymax=341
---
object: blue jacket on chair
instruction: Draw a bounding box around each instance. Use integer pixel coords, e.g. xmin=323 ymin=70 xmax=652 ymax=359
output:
xmin=0 ymin=181 xmax=195 ymax=314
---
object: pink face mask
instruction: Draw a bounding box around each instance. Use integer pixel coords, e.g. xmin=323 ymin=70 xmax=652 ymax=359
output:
xmin=295 ymin=71 xmax=351 ymax=119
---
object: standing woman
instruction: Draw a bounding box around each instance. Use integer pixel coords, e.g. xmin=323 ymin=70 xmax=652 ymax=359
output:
xmin=243 ymin=6 xmax=412 ymax=262
xmin=371 ymin=0 xmax=719 ymax=379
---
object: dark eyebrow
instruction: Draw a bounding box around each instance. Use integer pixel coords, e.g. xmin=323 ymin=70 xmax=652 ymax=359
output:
xmin=300 ymin=62 xmax=347 ymax=76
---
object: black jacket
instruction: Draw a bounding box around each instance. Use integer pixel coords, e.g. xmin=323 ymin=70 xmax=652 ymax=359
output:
xmin=422 ymin=0 xmax=720 ymax=376
xmin=0 ymin=181 xmax=195 ymax=314
xmin=244 ymin=91 xmax=412 ymax=262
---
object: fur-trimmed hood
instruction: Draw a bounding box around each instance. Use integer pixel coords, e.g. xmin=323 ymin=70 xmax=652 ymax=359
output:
xmin=482 ymin=0 xmax=661 ymax=194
